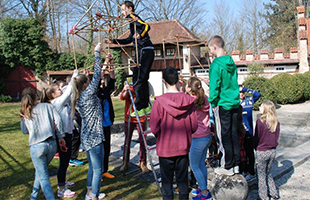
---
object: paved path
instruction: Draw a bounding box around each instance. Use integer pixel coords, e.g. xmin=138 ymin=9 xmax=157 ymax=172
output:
xmin=109 ymin=101 xmax=310 ymax=199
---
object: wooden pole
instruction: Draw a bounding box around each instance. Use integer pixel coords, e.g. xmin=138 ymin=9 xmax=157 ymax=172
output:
xmin=74 ymin=0 xmax=99 ymax=27
xmin=162 ymin=40 xmax=167 ymax=68
xmin=134 ymin=20 xmax=139 ymax=66
xmin=176 ymin=36 xmax=182 ymax=71
xmin=71 ymin=35 xmax=78 ymax=70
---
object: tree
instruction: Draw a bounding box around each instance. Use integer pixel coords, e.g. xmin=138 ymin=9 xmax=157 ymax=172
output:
xmin=140 ymin=0 xmax=206 ymax=33
xmin=262 ymin=0 xmax=299 ymax=52
xmin=240 ymin=0 xmax=266 ymax=53
xmin=18 ymin=0 xmax=48 ymax=24
xmin=0 ymin=18 xmax=54 ymax=74
xmin=0 ymin=0 xmax=21 ymax=19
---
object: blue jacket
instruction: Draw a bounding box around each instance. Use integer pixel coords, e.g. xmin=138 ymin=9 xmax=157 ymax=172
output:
xmin=240 ymin=87 xmax=261 ymax=135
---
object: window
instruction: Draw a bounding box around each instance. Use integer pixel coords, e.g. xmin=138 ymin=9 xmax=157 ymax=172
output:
xmin=154 ymin=49 xmax=161 ymax=57
xmin=196 ymin=69 xmax=209 ymax=74
xmin=166 ymin=48 xmax=175 ymax=56
xmin=276 ymin=67 xmax=285 ymax=71
xmin=239 ymin=68 xmax=248 ymax=72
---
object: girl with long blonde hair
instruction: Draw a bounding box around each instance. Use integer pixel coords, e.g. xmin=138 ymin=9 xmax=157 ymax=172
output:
xmin=71 ymin=43 xmax=113 ymax=200
xmin=20 ymin=87 xmax=66 ymax=200
xmin=254 ymin=100 xmax=280 ymax=200
xmin=186 ymin=77 xmax=212 ymax=199
xmin=41 ymin=70 xmax=79 ymax=198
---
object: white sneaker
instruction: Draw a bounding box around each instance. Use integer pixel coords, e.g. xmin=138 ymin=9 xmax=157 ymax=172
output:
xmin=85 ymin=193 xmax=106 ymax=200
xmin=57 ymin=188 xmax=76 ymax=197
xmin=233 ymin=166 xmax=239 ymax=174
xmin=65 ymin=180 xmax=76 ymax=188
xmin=214 ymin=167 xmax=234 ymax=176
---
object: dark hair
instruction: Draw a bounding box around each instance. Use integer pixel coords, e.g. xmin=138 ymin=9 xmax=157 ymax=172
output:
xmin=209 ymin=35 xmax=225 ymax=48
xmin=163 ymin=67 xmax=178 ymax=85
xmin=187 ymin=77 xmax=205 ymax=110
xmin=121 ymin=1 xmax=135 ymax=12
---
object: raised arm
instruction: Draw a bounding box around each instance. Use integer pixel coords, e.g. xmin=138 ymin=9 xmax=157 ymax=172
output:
xmin=242 ymin=87 xmax=262 ymax=103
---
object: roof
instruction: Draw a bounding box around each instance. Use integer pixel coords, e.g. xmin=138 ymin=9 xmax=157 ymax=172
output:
xmin=234 ymin=59 xmax=299 ymax=66
xmin=110 ymin=19 xmax=202 ymax=48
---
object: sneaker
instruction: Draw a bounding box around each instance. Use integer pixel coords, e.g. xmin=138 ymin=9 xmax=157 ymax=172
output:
xmin=200 ymin=191 xmax=212 ymax=200
xmin=233 ymin=166 xmax=239 ymax=174
xmin=65 ymin=180 xmax=76 ymax=188
xmin=191 ymin=188 xmax=201 ymax=197
xmin=139 ymin=162 xmax=150 ymax=173
xmin=69 ymin=159 xmax=84 ymax=166
xmin=214 ymin=167 xmax=234 ymax=176
xmin=102 ymin=172 xmax=115 ymax=179
xmin=85 ymin=193 xmax=106 ymax=200
xmin=130 ymin=109 xmax=145 ymax=117
xmin=54 ymin=152 xmax=59 ymax=159
xmin=143 ymin=106 xmax=152 ymax=115
xmin=245 ymin=174 xmax=254 ymax=181
xmin=57 ymin=188 xmax=76 ymax=198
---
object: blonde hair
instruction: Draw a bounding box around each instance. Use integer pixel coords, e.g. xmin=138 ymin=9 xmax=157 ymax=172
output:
xmin=71 ymin=74 xmax=88 ymax=117
xmin=40 ymin=83 xmax=58 ymax=103
xmin=187 ymin=77 xmax=205 ymax=110
xmin=20 ymin=87 xmax=36 ymax=119
xmin=260 ymin=100 xmax=278 ymax=132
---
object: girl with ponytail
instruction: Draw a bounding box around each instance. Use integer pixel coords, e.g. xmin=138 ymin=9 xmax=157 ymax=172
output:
xmin=20 ymin=87 xmax=66 ymax=200
xmin=71 ymin=43 xmax=113 ymax=200
xmin=40 ymin=70 xmax=79 ymax=198
xmin=254 ymin=100 xmax=280 ymax=200
xmin=186 ymin=77 xmax=212 ymax=199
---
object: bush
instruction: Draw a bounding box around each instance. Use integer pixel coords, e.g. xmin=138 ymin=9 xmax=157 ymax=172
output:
xmin=270 ymin=73 xmax=303 ymax=104
xmin=0 ymin=94 xmax=12 ymax=102
xmin=301 ymin=72 xmax=310 ymax=100
xmin=243 ymin=76 xmax=276 ymax=110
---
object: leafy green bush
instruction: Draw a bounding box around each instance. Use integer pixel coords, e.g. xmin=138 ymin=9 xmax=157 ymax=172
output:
xmin=0 ymin=94 xmax=12 ymax=102
xmin=301 ymin=72 xmax=310 ymax=100
xmin=243 ymin=76 xmax=276 ymax=110
xmin=270 ymin=73 xmax=303 ymax=104
xmin=112 ymin=49 xmax=125 ymax=93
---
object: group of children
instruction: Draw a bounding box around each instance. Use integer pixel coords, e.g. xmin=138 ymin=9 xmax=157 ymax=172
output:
xmin=150 ymin=36 xmax=280 ymax=200
xmin=19 ymin=1 xmax=280 ymax=200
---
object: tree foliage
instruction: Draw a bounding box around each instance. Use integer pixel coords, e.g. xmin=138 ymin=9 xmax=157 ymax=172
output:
xmin=0 ymin=17 xmax=54 ymax=74
xmin=111 ymin=49 xmax=125 ymax=93
xmin=262 ymin=0 xmax=299 ymax=52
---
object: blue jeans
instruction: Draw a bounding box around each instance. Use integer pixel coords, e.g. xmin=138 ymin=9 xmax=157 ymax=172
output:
xmin=86 ymin=143 xmax=104 ymax=197
xmin=189 ymin=135 xmax=212 ymax=191
xmin=30 ymin=138 xmax=57 ymax=200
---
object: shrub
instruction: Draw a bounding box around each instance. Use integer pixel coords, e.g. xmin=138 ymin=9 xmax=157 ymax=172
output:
xmin=0 ymin=94 xmax=12 ymax=102
xmin=270 ymin=73 xmax=303 ymax=104
xmin=243 ymin=76 xmax=276 ymax=110
xmin=301 ymin=72 xmax=310 ymax=100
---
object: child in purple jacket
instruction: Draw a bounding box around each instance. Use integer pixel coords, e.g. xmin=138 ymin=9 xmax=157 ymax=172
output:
xmin=254 ymin=100 xmax=280 ymax=200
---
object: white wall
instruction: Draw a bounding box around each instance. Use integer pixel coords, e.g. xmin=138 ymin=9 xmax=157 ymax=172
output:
xmin=149 ymin=71 xmax=164 ymax=96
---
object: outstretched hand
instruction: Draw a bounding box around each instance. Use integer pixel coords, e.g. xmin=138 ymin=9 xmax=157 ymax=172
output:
xmin=58 ymin=138 xmax=68 ymax=152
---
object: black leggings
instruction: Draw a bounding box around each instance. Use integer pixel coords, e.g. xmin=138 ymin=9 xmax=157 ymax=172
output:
xmin=57 ymin=133 xmax=72 ymax=187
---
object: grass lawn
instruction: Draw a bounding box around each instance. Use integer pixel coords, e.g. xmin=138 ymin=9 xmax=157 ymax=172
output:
xmin=0 ymin=101 xmax=161 ymax=199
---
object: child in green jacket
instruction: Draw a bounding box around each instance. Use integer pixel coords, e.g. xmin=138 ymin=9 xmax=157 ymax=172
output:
xmin=208 ymin=35 xmax=240 ymax=175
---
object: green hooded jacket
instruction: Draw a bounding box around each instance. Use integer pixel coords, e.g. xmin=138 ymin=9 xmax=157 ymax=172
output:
xmin=208 ymin=55 xmax=240 ymax=110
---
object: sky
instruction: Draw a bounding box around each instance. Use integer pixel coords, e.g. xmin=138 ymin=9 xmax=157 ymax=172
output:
xmin=204 ymin=0 xmax=271 ymax=19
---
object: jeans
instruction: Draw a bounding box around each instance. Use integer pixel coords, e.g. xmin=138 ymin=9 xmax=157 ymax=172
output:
xmin=189 ymin=135 xmax=212 ymax=191
xmin=30 ymin=138 xmax=57 ymax=200
xmin=244 ymin=132 xmax=255 ymax=175
xmin=86 ymin=143 xmax=104 ymax=197
xmin=159 ymin=155 xmax=189 ymax=200
xmin=57 ymin=133 xmax=72 ymax=187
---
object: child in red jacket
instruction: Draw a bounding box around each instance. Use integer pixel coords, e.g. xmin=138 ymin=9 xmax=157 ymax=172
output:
xmin=150 ymin=67 xmax=198 ymax=200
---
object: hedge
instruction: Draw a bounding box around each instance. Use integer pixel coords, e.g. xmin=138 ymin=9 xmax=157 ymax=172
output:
xmin=270 ymin=73 xmax=303 ymax=104
xmin=243 ymin=76 xmax=276 ymax=110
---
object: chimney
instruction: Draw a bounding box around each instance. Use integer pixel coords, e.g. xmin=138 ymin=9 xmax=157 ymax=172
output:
xmin=260 ymin=49 xmax=269 ymax=60
xmin=231 ymin=50 xmax=240 ymax=61
xmin=246 ymin=49 xmax=254 ymax=61
xmin=274 ymin=48 xmax=284 ymax=59
xmin=290 ymin=47 xmax=298 ymax=59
